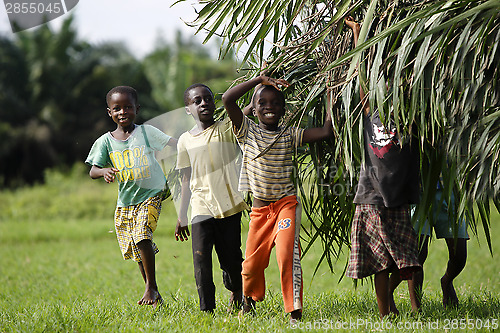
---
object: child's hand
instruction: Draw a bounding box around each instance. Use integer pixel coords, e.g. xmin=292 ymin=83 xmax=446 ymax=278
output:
xmin=345 ymin=16 xmax=360 ymax=33
xmin=260 ymin=76 xmax=290 ymax=91
xmin=175 ymin=218 xmax=190 ymax=242
xmin=103 ymin=168 xmax=119 ymax=183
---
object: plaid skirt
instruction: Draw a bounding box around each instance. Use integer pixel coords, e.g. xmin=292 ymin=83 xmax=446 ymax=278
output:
xmin=114 ymin=195 xmax=162 ymax=262
xmin=346 ymin=204 xmax=421 ymax=280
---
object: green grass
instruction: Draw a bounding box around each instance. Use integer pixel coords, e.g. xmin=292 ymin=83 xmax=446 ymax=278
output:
xmin=0 ymin=165 xmax=499 ymax=332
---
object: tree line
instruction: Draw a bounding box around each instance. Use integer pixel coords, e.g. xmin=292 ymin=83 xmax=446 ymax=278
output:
xmin=0 ymin=16 xmax=239 ymax=188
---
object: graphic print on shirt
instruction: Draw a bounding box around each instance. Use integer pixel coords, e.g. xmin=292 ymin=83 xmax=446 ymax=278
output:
xmin=369 ymin=122 xmax=398 ymax=159
xmin=109 ymin=146 xmax=151 ymax=182
xmin=278 ymin=218 xmax=291 ymax=230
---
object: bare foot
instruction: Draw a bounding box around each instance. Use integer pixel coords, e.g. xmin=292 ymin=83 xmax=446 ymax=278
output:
xmin=389 ymin=294 xmax=400 ymax=316
xmin=238 ymin=296 xmax=256 ymax=318
xmin=138 ymin=288 xmax=162 ymax=307
xmin=441 ymin=276 xmax=459 ymax=309
xmin=227 ymin=290 xmax=243 ymax=313
xmin=290 ymin=309 xmax=302 ymax=324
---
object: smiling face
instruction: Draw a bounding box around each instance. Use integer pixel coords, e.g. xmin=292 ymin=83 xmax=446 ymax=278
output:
xmin=185 ymin=86 xmax=216 ymax=129
xmin=252 ymin=85 xmax=285 ymax=131
xmin=107 ymin=92 xmax=139 ymax=131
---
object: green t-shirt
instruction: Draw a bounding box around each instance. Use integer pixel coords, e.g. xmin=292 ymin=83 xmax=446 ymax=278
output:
xmin=86 ymin=124 xmax=171 ymax=207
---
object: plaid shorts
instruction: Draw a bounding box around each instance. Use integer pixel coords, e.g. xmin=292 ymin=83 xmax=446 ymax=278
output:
xmin=346 ymin=204 xmax=421 ymax=280
xmin=114 ymin=196 xmax=162 ymax=262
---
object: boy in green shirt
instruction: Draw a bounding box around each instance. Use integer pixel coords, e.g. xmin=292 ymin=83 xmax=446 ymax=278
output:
xmin=86 ymin=85 xmax=177 ymax=307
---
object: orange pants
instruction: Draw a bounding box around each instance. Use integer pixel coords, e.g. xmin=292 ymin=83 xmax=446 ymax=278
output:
xmin=242 ymin=195 xmax=303 ymax=313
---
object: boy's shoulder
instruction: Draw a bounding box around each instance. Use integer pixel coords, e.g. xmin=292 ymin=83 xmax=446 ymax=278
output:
xmin=207 ymin=117 xmax=231 ymax=129
xmin=183 ymin=118 xmax=232 ymax=136
xmin=92 ymin=131 xmax=111 ymax=144
xmin=217 ymin=117 xmax=231 ymax=124
xmin=139 ymin=123 xmax=158 ymax=132
xmin=178 ymin=130 xmax=191 ymax=141
xmin=215 ymin=117 xmax=232 ymax=130
xmin=139 ymin=123 xmax=171 ymax=138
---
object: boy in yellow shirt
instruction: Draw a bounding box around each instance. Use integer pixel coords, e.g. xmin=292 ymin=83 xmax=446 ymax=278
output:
xmin=175 ymin=83 xmax=249 ymax=313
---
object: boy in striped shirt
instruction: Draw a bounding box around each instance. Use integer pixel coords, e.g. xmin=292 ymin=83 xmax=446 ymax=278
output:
xmin=222 ymin=75 xmax=333 ymax=322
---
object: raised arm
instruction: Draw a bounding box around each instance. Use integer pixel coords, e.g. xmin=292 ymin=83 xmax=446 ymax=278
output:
xmin=222 ymin=75 xmax=289 ymax=129
xmin=345 ymin=16 xmax=369 ymax=116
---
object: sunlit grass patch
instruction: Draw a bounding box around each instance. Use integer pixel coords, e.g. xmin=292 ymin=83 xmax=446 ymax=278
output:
xmin=0 ymin=166 xmax=499 ymax=332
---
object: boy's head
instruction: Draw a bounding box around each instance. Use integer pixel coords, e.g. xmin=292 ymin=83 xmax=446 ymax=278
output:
xmin=106 ymin=86 xmax=140 ymax=128
xmin=106 ymin=86 xmax=138 ymax=107
xmin=184 ymin=83 xmax=216 ymax=125
xmin=251 ymin=84 xmax=286 ymax=130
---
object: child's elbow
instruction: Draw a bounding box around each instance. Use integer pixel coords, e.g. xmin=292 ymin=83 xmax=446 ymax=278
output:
xmin=89 ymin=168 xmax=99 ymax=179
xmin=222 ymin=91 xmax=238 ymax=107
xmin=221 ymin=92 xmax=230 ymax=105
xmin=323 ymin=121 xmax=334 ymax=137
xmin=323 ymin=128 xmax=334 ymax=140
xmin=168 ymin=137 xmax=178 ymax=147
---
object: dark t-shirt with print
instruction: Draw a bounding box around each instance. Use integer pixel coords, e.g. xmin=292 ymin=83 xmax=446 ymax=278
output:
xmin=353 ymin=109 xmax=420 ymax=207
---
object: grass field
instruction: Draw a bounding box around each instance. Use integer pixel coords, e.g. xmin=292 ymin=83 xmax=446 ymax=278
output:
xmin=0 ymin=165 xmax=499 ymax=332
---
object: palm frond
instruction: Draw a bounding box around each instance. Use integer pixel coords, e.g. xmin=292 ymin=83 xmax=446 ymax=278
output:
xmin=175 ymin=0 xmax=500 ymax=268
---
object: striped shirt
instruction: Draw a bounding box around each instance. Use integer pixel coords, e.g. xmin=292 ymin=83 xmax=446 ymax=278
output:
xmin=234 ymin=116 xmax=304 ymax=201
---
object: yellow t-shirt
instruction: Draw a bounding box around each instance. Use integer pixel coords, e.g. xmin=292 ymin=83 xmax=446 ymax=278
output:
xmin=176 ymin=118 xmax=249 ymax=219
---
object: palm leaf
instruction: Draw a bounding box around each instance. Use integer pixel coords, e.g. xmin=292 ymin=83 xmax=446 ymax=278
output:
xmin=174 ymin=0 xmax=500 ymax=270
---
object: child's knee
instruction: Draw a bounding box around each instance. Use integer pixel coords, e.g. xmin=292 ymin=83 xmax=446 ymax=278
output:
xmin=136 ymin=238 xmax=153 ymax=249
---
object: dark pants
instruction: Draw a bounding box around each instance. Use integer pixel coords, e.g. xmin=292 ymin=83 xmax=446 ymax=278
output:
xmin=191 ymin=212 xmax=244 ymax=311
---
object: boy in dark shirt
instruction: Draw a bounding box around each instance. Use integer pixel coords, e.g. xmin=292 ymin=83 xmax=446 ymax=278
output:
xmin=344 ymin=17 xmax=422 ymax=318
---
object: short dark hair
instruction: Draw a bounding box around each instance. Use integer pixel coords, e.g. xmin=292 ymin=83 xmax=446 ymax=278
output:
xmin=183 ymin=83 xmax=213 ymax=106
xmin=106 ymin=86 xmax=138 ymax=106
xmin=252 ymin=84 xmax=285 ymax=108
